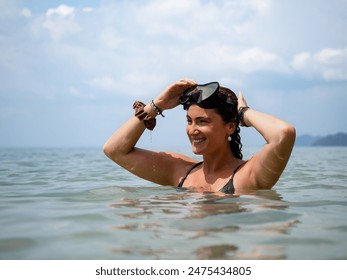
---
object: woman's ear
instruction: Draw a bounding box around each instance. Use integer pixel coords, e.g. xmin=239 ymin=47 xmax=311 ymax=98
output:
xmin=227 ymin=122 xmax=236 ymax=135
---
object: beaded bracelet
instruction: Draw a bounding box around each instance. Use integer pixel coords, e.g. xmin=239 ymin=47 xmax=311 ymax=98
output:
xmin=238 ymin=106 xmax=250 ymax=127
xmin=150 ymin=100 xmax=165 ymax=117
xmin=133 ymin=101 xmax=156 ymax=130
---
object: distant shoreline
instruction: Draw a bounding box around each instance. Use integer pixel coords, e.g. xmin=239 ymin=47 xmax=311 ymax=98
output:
xmin=295 ymin=132 xmax=347 ymax=146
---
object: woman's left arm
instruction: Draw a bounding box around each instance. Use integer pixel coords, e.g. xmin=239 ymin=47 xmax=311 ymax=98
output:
xmin=238 ymin=92 xmax=296 ymax=189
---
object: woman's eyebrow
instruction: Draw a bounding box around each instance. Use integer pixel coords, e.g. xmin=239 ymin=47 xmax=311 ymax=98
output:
xmin=186 ymin=115 xmax=211 ymax=121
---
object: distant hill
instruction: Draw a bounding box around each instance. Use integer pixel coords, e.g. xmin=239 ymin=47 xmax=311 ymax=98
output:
xmin=312 ymin=132 xmax=347 ymax=146
xmin=295 ymin=134 xmax=321 ymax=146
xmin=296 ymin=132 xmax=347 ymax=146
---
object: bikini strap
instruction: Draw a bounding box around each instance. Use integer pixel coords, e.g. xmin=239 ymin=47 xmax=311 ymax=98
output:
xmin=177 ymin=161 xmax=203 ymax=188
xmin=231 ymin=162 xmax=246 ymax=179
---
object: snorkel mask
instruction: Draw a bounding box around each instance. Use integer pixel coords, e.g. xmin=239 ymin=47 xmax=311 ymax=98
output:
xmin=179 ymin=82 xmax=235 ymax=110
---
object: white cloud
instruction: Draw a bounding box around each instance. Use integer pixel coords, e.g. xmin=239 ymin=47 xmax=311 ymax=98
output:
xmin=315 ymin=47 xmax=347 ymax=65
xmin=42 ymin=5 xmax=81 ymax=41
xmin=21 ymin=8 xmax=32 ymax=18
xmin=249 ymin=0 xmax=272 ymax=15
xmin=177 ymin=44 xmax=287 ymax=75
xmin=46 ymin=5 xmax=75 ymax=18
xmin=88 ymin=75 xmax=118 ymax=92
xmin=291 ymin=47 xmax=347 ymax=81
xmin=291 ymin=52 xmax=311 ymax=69
xmin=99 ymin=31 xmax=125 ymax=50
xmin=82 ymin=7 xmax=93 ymax=13
xmin=135 ymin=0 xmax=272 ymax=41
xmin=121 ymin=72 xmax=170 ymax=97
xmin=233 ymin=47 xmax=287 ymax=73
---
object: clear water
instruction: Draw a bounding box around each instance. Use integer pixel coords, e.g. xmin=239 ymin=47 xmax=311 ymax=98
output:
xmin=0 ymin=147 xmax=346 ymax=260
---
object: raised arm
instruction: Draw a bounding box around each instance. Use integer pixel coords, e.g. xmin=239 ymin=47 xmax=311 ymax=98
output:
xmin=238 ymin=92 xmax=296 ymax=189
xmin=103 ymin=79 xmax=197 ymax=186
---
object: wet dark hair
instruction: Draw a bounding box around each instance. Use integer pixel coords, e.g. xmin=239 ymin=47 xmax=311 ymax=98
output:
xmin=214 ymin=86 xmax=243 ymax=159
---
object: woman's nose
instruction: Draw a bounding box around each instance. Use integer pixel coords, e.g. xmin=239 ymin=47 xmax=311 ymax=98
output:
xmin=187 ymin=124 xmax=199 ymax=135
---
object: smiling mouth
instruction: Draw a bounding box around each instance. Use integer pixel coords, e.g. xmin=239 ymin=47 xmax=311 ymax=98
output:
xmin=192 ymin=138 xmax=205 ymax=144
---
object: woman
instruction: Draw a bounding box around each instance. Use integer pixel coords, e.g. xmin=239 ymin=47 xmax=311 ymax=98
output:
xmin=103 ymin=79 xmax=295 ymax=195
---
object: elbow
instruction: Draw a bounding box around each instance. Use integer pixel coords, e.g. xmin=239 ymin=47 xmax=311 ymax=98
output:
xmin=103 ymin=140 xmax=119 ymax=160
xmin=103 ymin=142 xmax=113 ymax=159
xmin=103 ymin=140 xmax=133 ymax=163
xmin=279 ymin=123 xmax=296 ymax=148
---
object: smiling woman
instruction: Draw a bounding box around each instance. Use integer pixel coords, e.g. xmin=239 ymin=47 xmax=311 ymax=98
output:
xmin=103 ymin=79 xmax=296 ymax=195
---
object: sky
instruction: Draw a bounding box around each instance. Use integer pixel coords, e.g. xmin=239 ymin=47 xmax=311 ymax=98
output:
xmin=1 ymin=0 xmax=347 ymax=148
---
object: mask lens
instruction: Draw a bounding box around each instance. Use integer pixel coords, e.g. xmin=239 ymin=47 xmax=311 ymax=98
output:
xmin=200 ymin=82 xmax=219 ymax=101
xmin=179 ymin=82 xmax=220 ymax=110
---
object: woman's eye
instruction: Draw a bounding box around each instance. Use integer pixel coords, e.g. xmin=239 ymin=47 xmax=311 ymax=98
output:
xmin=186 ymin=118 xmax=209 ymax=125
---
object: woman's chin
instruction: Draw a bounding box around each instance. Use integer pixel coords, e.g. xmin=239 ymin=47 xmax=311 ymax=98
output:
xmin=191 ymin=144 xmax=205 ymax=155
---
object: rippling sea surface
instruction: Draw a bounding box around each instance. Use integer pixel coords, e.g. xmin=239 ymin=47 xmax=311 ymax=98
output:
xmin=0 ymin=147 xmax=346 ymax=260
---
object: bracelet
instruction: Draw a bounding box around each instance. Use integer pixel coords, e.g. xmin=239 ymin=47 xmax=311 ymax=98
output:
xmin=150 ymin=100 xmax=165 ymax=117
xmin=238 ymin=106 xmax=250 ymax=127
xmin=133 ymin=101 xmax=156 ymax=130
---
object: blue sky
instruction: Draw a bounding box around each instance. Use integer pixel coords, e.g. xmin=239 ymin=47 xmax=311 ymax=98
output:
xmin=1 ymin=0 xmax=346 ymax=148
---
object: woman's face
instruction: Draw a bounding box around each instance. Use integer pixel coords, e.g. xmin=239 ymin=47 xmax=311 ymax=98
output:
xmin=186 ymin=105 xmax=235 ymax=155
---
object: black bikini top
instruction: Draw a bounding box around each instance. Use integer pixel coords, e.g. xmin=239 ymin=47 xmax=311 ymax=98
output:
xmin=177 ymin=161 xmax=245 ymax=194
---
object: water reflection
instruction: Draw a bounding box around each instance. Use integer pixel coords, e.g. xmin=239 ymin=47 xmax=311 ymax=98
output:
xmin=196 ymin=244 xmax=238 ymax=259
xmin=182 ymin=189 xmax=286 ymax=218
xmin=109 ymin=191 xmax=238 ymax=218
xmin=109 ymin=188 xmax=289 ymax=222
xmin=108 ymin=188 xmax=299 ymax=259
xmin=195 ymin=244 xmax=287 ymax=260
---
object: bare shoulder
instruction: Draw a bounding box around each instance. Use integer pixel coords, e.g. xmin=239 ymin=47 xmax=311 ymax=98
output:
xmin=159 ymin=151 xmax=198 ymax=186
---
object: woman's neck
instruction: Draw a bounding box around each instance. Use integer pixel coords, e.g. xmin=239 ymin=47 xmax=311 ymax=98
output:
xmin=202 ymin=148 xmax=239 ymax=173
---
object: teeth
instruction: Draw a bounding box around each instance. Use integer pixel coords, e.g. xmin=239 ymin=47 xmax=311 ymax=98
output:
xmin=192 ymin=139 xmax=204 ymax=143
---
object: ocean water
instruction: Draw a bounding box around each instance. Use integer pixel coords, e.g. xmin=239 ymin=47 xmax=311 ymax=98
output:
xmin=0 ymin=146 xmax=346 ymax=260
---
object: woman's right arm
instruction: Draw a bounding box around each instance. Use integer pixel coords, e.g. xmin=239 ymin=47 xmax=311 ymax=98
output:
xmin=103 ymin=79 xmax=197 ymax=186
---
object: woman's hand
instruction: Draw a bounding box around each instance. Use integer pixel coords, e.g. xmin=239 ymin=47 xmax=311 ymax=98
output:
xmin=237 ymin=91 xmax=248 ymax=110
xmin=154 ymin=79 xmax=197 ymax=111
